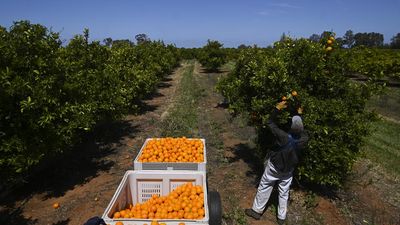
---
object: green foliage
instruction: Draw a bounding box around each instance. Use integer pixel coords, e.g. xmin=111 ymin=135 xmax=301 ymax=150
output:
xmin=217 ymin=38 xmax=382 ymax=187
xmin=346 ymin=47 xmax=400 ymax=81
xmin=353 ymin=32 xmax=384 ymax=47
xmin=179 ymin=48 xmax=201 ymax=60
xmin=390 ymin=33 xmax=400 ymax=49
xmin=1 ymin=21 xmax=65 ymax=177
xmin=198 ymin=40 xmax=227 ymax=72
xmin=304 ymin=191 xmax=318 ymax=209
xmin=363 ymin=119 xmax=400 ymax=176
xmin=0 ymin=21 xmax=179 ymax=185
xmin=223 ymin=195 xmax=248 ymax=225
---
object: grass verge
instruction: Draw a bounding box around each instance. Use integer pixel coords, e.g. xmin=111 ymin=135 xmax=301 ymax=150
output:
xmin=363 ymin=118 xmax=400 ymax=176
xmin=365 ymin=86 xmax=400 ymax=176
xmin=160 ymin=61 xmax=202 ymax=137
xmin=221 ymin=61 xmax=236 ymax=72
xmin=368 ymin=87 xmax=400 ymax=121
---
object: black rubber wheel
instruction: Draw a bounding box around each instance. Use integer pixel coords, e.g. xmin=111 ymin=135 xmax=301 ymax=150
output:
xmin=206 ymin=175 xmax=209 ymax=191
xmin=208 ymin=191 xmax=222 ymax=225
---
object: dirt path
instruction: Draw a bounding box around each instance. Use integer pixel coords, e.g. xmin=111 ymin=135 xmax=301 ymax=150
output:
xmin=0 ymin=63 xmax=189 ymax=225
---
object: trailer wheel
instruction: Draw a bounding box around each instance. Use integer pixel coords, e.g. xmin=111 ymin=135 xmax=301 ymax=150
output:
xmin=208 ymin=191 xmax=222 ymax=225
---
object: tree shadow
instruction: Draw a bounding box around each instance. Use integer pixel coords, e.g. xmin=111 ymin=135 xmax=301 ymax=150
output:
xmin=146 ymin=92 xmax=165 ymax=99
xmin=157 ymin=74 xmax=173 ymax=88
xmin=227 ymin=143 xmax=285 ymax=217
xmin=0 ymin=207 xmax=38 ymax=225
xmin=214 ymin=99 xmax=229 ymax=109
xmin=0 ymin=120 xmax=140 ymax=222
xmin=51 ymin=219 xmax=70 ymax=225
xmin=157 ymin=82 xmax=172 ymax=88
xmin=136 ymin=100 xmax=159 ymax=114
xmin=162 ymin=77 xmax=173 ymax=82
xmin=226 ymin=143 xmax=264 ymax=187
xmin=291 ymin=178 xmax=339 ymax=200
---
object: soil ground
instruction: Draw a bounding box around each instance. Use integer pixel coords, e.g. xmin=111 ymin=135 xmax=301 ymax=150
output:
xmin=0 ymin=61 xmax=399 ymax=225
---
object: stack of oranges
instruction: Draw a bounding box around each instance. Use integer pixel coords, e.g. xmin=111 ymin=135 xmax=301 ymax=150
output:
xmin=326 ymin=36 xmax=335 ymax=52
xmin=116 ymin=221 xmax=185 ymax=225
xmin=113 ymin=182 xmax=205 ymax=220
xmin=138 ymin=137 xmax=204 ymax=163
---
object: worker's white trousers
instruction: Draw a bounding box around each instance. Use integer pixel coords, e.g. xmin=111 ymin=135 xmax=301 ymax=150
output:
xmin=251 ymin=160 xmax=293 ymax=220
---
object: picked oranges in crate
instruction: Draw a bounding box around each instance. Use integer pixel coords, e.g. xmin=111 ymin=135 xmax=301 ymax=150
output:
xmin=138 ymin=137 xmax=204 ymax=163
xmin=113 ymin=182 xmax=205 ymax=220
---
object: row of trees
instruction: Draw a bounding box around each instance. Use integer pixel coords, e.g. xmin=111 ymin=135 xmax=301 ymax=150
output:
xmin=0 ymin=21 xmax=180 ymax=185
xmin=309 ymin=30 xmax=400 ymax=49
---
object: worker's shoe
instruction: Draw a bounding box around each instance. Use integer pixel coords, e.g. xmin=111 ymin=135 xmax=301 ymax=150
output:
xmin=244 ymin=208 xmax=262 ymax=220
xmin=277 ymin=218 xmax=286 ymax=225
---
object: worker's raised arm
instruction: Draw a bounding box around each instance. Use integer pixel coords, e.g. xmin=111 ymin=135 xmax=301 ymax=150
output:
xmin=267 ymin=104 xmax=289 ymax=147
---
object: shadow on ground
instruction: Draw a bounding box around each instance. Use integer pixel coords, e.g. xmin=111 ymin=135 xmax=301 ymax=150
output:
xmin=226 ymin=143 xmax=283 ymax=217
xmin=51 ymin=219 xmax=70 ymax=225
xmin=0 ymin=207 xmax=38 ymax=225
xmin=0 ymin=120 xmax=139 ymax=224
xmin=227 ymin=143 xmax=264 ymax=187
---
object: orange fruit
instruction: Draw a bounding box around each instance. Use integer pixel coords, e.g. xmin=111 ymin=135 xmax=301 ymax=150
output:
xmin=52 ymin=203 xmax=60 ymax=209
xmin=179 ymin=223 xmax=186 ymax=225
xmin=281 ymin=96 xmax=287 ymax=101
xmin=327 ymin=40 xmax=333 ymax=45
xmin=113 ymin=211 xmax=121 ymax=218
xmin=120 ymin=210 xmax=126 ymax=217
xmin=291 ymin=90 xmax=298 ymax=97
xmin=326 ymin=46 xmax=333 ymax=51
xmin=115 ymin=222 xmax=124 ymax=225
xmin=329 ymin=36 xmax=335 ymax=41
xmin=198 ymin=208 xmax=205 ymax=217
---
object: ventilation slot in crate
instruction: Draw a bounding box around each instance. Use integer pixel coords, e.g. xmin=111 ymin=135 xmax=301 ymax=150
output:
xmin=137 ymin=180 xmax=162 ymax=203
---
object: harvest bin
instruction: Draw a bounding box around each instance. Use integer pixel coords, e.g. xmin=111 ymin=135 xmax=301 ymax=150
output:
xmin=102 ymin=170 xmax=221 ymax=225
xmin=133 ymin=138 xmax=207 ymax=171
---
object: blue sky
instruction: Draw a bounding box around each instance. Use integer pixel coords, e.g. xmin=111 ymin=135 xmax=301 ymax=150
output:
xmin=1 ymin=0 xmax=399 ymax=47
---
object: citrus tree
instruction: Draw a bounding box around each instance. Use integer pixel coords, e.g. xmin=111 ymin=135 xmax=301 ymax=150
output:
xmin=217 ymin=36 xmax=382 ymax=187
xmin=346 ymin=47 xmax=400 ymax=81
xmin=198 ymin=40 xmax=227 ymax=72
xmin=0 ymin=21 xmax=179 ymax=185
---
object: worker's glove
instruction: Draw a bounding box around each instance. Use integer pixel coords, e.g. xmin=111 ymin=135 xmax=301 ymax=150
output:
xmin=275 ymin=101 xmax=287 ymax=110
xmin=297 ymin=107 xmax=303 ymax=114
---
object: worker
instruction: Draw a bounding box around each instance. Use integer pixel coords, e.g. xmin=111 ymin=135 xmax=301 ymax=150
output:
xmin=245 ymin=100 xmax=309 ymax=225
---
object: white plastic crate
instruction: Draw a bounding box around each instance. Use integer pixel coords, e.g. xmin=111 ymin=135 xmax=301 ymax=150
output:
xmin=133 ymin=138 xmax=207 ymax=171
xmin=102 ymin=170 xmax=209 ymax=225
